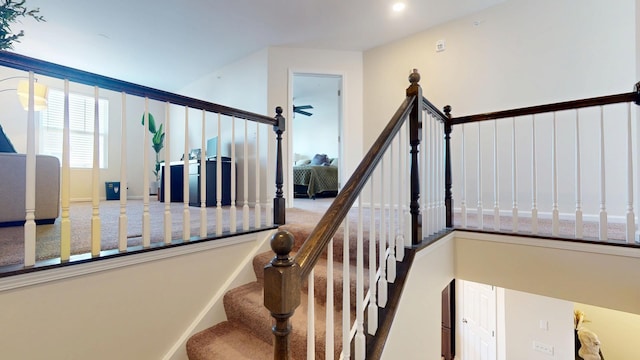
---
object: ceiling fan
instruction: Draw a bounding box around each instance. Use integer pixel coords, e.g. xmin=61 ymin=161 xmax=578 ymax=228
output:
xmin=293 ymin=104 xmax=313 ymax=117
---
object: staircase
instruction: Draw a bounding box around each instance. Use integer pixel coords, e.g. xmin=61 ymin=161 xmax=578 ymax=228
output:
xmin=186 ymin=222 xmax=369 ymax=360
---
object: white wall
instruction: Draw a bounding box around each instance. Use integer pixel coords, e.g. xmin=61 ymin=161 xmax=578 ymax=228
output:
xmin=363 ymin=0 xmax=637 ymax=220
xmin=504 ymin=289 xmax=573 ymax=360
xmin=574 ymin=302 xmax=640 ymax=359
xmin=382 ymin=234 xmax=456 ymax=359
xmin=267 ymin=47 xmax=363 ymax=206
xmin=292 ymin=74 xmax=341 ymax=161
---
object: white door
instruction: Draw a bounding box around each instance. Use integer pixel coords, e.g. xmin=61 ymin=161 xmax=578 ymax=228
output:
xmin=461 ymin=280 xmax=497 ymax=360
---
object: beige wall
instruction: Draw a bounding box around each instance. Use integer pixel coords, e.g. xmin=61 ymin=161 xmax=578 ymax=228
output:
xmin=363 ymin=0 xmax=637 ymax=219
xmin=267 ymin=47 xmax=363 ymax=206
xmin=0 ymin=231 xmax=272 ymax=360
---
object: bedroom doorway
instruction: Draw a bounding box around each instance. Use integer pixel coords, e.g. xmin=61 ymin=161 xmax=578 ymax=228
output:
xmin=290 ymin=72 xmax=343 ymax=202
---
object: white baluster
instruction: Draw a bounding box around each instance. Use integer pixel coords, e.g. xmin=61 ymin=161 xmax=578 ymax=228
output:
xmin=230 ymin=116 xmax=237 ymax=233
xmin=551 ymin=113 xmax=559 ymax=236
xmin=429 ymin=114 xmax=435 ymax=235
xmin=367 ymin=179 xmax=378 ymax=335
xmin=163 ymin=102 xmax=171 ymax=244
xmin=342 ymin=218 xmax=351 ymax=359
xmin=626 ymin=103 xmax=636 ymax=244
xmin=439 ymin=120 xmax=445 ymax=230
xmin=254 ymin=122 xmax=261 ymax=228
xmin=493 ymin=120 xmax=500 ymax=231
xmin=200 ymin=110 xmax=208 ymax=238
xmin=216 ymin=114 xmax=223 ymax=235
xmin=61 ymin=80 xmax=71 ymax=259
xmin=355 ymin=196 xmax=365 ymax=359
xmin=119 ymin=92 xmax=129 ymax=250
xmin=598 ymin=106 xmax=608 ymax=240
xmin=461 ymin=124 xmax=467 ymax=228
xmin=477 ymin=122 xmax=483 ymax=229
xmin=307 ymin=268 xmax=315 ymax=360
xmin=422 ymin=111 xmax=429 ymax=235
xmin=377 ymin=164 xmax=387 ymax=308
xmin=183 ymin=106 xmax=191 ymax=241
xmin=404 ymin=123 xmax=412 ymax=247
xmin=531 ymin=115 xmax=538 ymax=234
xmin=511 ymin=118 xmax=518 ymax=232
xmin=243 ymin=119 xmax=250 ymax=230
xmin=575 ymin=110 xmax=583 ymax=239
xmin=387 ymin=139 xmax=396 ymax=284
xmin=24 ymin=72 xmax=36 ymax=266
xmin=396 ymin=127 xmax=405 ymax=261
xmin=92 ymin=86 xmax=102 ymax=254
xmin=325 ymin=237 xmax=334 ymax=358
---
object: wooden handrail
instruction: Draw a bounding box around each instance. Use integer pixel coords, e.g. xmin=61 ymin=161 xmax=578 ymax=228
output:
xmin=0 ymin=51 xmax=277 ymax=126
xmin=294 ymin=95 xmax=416 ymax=279
xmin=450 ymin=87 xmax=640 ymax=125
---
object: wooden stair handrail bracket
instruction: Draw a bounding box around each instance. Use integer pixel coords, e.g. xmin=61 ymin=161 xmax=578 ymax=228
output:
xmin=264 ymin=230 xmax=301 ymax=359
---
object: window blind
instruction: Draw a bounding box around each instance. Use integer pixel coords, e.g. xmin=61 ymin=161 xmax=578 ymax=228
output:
xmin=40 ymin=89 xmax=109 ymax=168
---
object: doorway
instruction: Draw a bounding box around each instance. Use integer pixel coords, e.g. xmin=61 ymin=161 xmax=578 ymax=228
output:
xmin=289 ymin=72 xmax=343 ymax=203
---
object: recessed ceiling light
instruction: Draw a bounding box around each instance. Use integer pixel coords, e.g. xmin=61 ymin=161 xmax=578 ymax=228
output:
xmin=392 ymin=2 xmax=406 ymax=12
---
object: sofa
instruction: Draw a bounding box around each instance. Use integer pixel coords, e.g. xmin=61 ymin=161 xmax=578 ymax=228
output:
xmin=0 ymin=153 xmax=60 ymax=226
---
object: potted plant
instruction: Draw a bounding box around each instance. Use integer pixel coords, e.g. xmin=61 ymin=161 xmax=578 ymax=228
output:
xmin=0 ymin=0 xmax=45 ymax=50
xmin=141 ymin=112 xmax=165 ymax=195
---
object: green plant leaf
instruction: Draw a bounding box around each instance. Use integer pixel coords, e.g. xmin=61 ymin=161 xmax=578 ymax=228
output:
xmin=141 ymin=112 xmax=157 ymax=134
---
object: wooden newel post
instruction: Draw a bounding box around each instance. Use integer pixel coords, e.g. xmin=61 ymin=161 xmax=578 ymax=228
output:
xmin=273 ymin=106 xmax=286 ymax=225
xmin=264 ymin=230 xmax=300 ymax=360
xmin=407 ymin=69 xmax=423 ymax=245
xmin=443 ymin=105 xmax=454 ymax=228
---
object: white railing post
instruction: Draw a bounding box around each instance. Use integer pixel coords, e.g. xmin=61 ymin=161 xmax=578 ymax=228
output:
xmin=367 ymin=179 xmax=378 ymax=335
xmin=575 ymin=110 xmax=583 ymax=239
xmin=230 ymin=116 xmax=237 ymax=233
xmin=599 ymin=106 xmax=608 ymax=240
xmin=377 ymin=162 xmax=388 ymax=308
xmin=477 ymin=122 xmax=483 ymax=229
xmin=119 ymin=92 xmax=129 ymax=250
xmin=460 ymin=124 xmax=467 ymax=228
xmin=626 ymin=103 xmax=636 ymax=244
xmin=552 ymin=113 xmax=559 ymax=236
xmin=216 ymin=114 xmax=223 ymax=235
xmin=493 ymin=120 xmax=500 ymax=231
xmin=325 ymin=238 xmax=334 ymax=358
xmin=243 ymin=119 xmax=250 ymax=230
xmin=91 ymin=86 xmax=102 ymax=255
xmin=61 ymin=80 xmax=71 ymax=259
xmin=200 ymin=110 xmax=208 ymax=238
xmin=341 ymin=218 xmax=351 ymax=359
xmin=307 ymin=268 xmax=315 ymax=360
xmin=511 ymin=118 xmax=518 ymax=232
xmin=254 ymin=122 xmax=261 ymax=229
xmin=355 ymin=196 xmax=366 ymax=359
xmin=163 ymin=102 xmax=171 ymax=244
xmin=182 ymin=106 xmax=191 ymax=241
xmin=531 ymin=115 xmax=538 ymax=234
xmin=24 ymin=71 xmax=36 ymax=267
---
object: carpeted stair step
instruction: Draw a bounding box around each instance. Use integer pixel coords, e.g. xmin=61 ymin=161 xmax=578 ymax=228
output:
xmin=223 ymin=281 xmax=349 ymax=359
xmin=186 ymin=322 xmax=272 ymax=360
xmin=253 ymin=250 xmax=368 ymax=309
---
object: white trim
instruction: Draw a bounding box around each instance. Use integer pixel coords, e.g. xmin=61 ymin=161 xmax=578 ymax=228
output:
xmin=454 ymin=230 xmax=640 ymax=258
xmin=0 ymin=230 xmax=270 ymax=293
xmin=454 ymin=207 xmax=632 ymax=224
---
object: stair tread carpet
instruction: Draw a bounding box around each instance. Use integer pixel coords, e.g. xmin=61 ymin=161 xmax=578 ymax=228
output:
xmin=186 ymin=322 xmax=272 ymax=360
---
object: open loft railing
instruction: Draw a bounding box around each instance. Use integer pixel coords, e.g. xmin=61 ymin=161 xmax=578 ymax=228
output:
xmin=0 ymin=51 xmax=286 ymax=274
xmin=447 ymin=82 xmax=640 ymax=243
xmin=263 ymin=70 xmax=640 ymax=359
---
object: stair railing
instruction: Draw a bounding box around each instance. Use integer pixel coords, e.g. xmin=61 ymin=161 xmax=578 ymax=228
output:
xmin=0 ymin=51 xmax=285 ymax=273
xmin=446 ymin=82 xmax=640 ymax=243
xmin=265 ymin=69 xmax=449 ymax=359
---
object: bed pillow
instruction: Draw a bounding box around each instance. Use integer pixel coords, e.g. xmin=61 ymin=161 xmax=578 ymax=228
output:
xmin=295 ymin=159 xmax=311 ymax=166
xmin=0 ymin=125 xmax=17 ymax=153
xmin=330 ymin=158 xmax=338 ymax=166
xmin=310 ymin=153 xmax=330 ymax=166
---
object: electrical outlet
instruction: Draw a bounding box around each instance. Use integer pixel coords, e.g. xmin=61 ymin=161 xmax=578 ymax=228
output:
xmin=436 ymin=39 xmax=446 ymax=52
xmin=533 ymin=341 xmax=554 ymax=355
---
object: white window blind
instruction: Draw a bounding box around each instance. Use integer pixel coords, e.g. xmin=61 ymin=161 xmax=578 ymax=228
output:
xmin=40 ymin=89 xmax=108 ymax=168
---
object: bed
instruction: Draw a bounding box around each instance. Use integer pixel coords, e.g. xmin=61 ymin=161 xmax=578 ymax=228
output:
xmin=293 ymin=155 xmax=339 ymax=198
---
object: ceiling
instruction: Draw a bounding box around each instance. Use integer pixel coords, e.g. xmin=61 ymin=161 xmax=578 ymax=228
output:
xmin=11 ymin=0 xmax=504 ymax=92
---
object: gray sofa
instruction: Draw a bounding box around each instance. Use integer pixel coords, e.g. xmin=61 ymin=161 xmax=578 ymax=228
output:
xmin=0 ymin=153 xmax=60 ymax=226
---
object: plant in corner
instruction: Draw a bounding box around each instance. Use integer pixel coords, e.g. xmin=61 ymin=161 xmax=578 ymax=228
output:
xmin=0 ymin=0 xmax=45 ymax=51
xmin=141 ymin=112 xmax=165 ymax=186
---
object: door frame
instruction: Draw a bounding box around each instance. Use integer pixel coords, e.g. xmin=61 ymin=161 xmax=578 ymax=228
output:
xmin=286 ymin=69 xmax=344 ymax=207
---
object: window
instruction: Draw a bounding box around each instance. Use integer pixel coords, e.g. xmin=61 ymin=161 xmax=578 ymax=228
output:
xmin=40 ymin=89 xmax=109 ymax=168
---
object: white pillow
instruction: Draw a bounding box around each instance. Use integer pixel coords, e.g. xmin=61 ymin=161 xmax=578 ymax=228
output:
xmin=295 ymin=159 xmax=311 ymax=166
